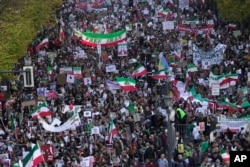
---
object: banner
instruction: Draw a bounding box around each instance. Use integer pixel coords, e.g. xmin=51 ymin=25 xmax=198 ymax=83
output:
xmin=179 ymin=0 xmax=189 ymax=10
xmin=117 ymin=42 xmax=128 ymax=56
xmin=106 ymin=64 xmax=117 ymax=72
xmin=178 ymin=24 xmax=214 ymax=33
xmin=40 ymin=144 xmax=54 ymax=162
xmin=59 ymin=67 xmax=73 ymax=74
xmin=39 ymin=111 xmax=81 ymax=132
xmin=74 ymin=0 xmax=104 ymax=9
xmin=74 ymin=29 xmax=126 ymax=47
xmin=192 ymin=44 xmax=227 ymax=67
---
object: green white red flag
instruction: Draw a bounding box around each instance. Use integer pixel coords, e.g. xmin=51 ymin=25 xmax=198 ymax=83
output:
xmin=19 ymin=144 xmax=44 ymax=167
xmin=73 ymin=29 xmax=126 ymax=47
xmin=36 ymin=38 xmax=49 ymax=51
xmin=30 ymin=102 xmax=52 ymax=119
xmin=116 ymin=77 xmax=137 ymax=91
xmin=151 ymin=70 xmax=166 ymax=80
xmin=132 ymin=64 xmax=147 ymax=77
xmin=157 ymin=9 xmax=171 ymax=17
xmin=187 ymin=64 xmax=198 ymax=73
xmin=73 ymin=67 xmax=82 ymax=78
xmin=108 ymin=120 xmax=117 ymax=144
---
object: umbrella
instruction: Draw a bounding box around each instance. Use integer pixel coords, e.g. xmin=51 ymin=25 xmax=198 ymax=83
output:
xmin=128 ymin=58 xmax=137 ymax=64
xmin=241 ymin=101 xmax=250 ymax=108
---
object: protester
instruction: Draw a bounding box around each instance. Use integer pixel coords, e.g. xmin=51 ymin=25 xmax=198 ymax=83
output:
xmin=0 ymin=0 xmax=249 ymax=167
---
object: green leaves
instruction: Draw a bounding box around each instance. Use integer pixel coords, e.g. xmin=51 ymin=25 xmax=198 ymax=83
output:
xmin=217 ymin=0 xmax=250 ymax=23
xmin=0 ymin=0 xmax=62 ymax=78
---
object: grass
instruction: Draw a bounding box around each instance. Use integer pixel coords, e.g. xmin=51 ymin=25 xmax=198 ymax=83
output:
xmin=0 ymin=0 xmax=62 ymax=80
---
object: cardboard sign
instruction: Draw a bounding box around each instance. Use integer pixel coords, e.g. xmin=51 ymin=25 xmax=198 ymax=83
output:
xmin=91 ymin=126 xmax=100 ymax=134
xmin=21 ymin=100 xmax=36 ymax=107
xmin=40 ymin=144 xmax=54 ymax=162
xmin=56 ymin=74 xmax=67 ymax=85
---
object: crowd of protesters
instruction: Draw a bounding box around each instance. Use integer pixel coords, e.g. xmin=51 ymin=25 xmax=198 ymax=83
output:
xmin=0 ymin=0 xmax=249 ymax=166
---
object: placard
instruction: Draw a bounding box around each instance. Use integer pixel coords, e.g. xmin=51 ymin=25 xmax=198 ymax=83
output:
xmin=211 ymin=82 xmax=220 ymax=96
xmin=162 ymin=21 xmax=175 ymax=30
xmin=21 ymin=100 xmax=36 ymax=107
xmin=91 ymin=126 xmax=100 ymax=134
xmin=40 ymin=144 xmax=54 ymax=162
xmin=84 ymin=111 xmax=92 ymax=117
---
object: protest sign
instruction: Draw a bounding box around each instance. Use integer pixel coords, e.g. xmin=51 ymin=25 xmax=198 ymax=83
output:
xmin=192 ymin=44 xmax=227 ymax=67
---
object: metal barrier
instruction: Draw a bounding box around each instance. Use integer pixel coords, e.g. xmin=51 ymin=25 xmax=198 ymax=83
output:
xmin=175 ymin=124 xmax=193 ymax=143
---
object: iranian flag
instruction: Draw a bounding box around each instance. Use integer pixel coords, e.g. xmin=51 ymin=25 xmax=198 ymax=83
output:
xmin=187 ymin=64 xmax=198 ymax=73
xmin=30 ymin=102 xmax=52 ymax=119
xmin=36 ymin=38 xmax=49 ymax=51
xmin=116 ymin=77 xmax=137 ymax=91
xmin=211 ymin=73 xmax=238 ymax=88
xmin=228 ymin=23 xmax=237 ymax=29
xmin=47 ymin=66 xmax=53 ymax=75
xmin=166 ymin=54 xmax=180 ymax=67
xmin=183 ymin=18 xmax=199 ymax=24
xmin=73 ymin=67 xmax=82 ymax=78
xmin=132 ymin=64 xmax=147 ymax=77
xmin=108 ymin=120 xmax=117 ymax=144
xmin=157 ymin=9 xmax=171 ymax=17
xmin=59 ymin=26 xmax=65 ymax=42
xmin=220 ymin=149 xmax=230 ymax=164
xmin=188 ymin=86 xmax=209 ymax=105
xmin=74 ymin=29 xmax=126 ymax=47
xmin=171 ymin=49 xmax=182 ymax=60
xmin=20 ymin=144 xmax=44 ymax=167
xmin=151 ymin=70 xmax=166 ymax=80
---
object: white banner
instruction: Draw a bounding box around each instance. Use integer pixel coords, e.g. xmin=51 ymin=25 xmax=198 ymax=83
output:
xmin=192 ymin=44 xmax=227 ymax=67
xmin=105 ymin=64 xmax=117 ymax=72
xmin=179 ymin=0 xmax=189 ymax=10
xmin=39 ymin=112 xmax=81 ymax=132
xmin=162 ymin=21 xmax=175 ymax=30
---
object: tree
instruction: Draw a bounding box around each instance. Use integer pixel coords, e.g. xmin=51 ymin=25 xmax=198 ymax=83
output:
xmin=216 ymin=0 xmax=250 ymax=23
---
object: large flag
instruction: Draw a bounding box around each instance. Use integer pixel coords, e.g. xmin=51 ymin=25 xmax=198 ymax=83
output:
xmin=108 ymin=120 xmax=117 ymax=144
xmin=151 ymin=70 xmax=166 ymax=80
xmin=74 ymin=29 xmax=126 ymax=47
xmin=132 ymin=64 xmax=147 ymax=77
xmin=116 ymin=77 xmax=137 ymax=91
xmin=158 ymin=52 xmax=169 ymax=70
xmin=20 ymin=144 xmax=44 ymax=167
xmin=209 ymin=72 xmax=238 ymax=89
xmin=30 ymin=102 xmax=52 ymax=119
xmin=36 ymin=38 xmax=49 ymax=51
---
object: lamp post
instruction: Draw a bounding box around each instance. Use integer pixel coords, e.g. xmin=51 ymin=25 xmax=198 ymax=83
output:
xmin=162 ymin=74 xmax=175 ymax=167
